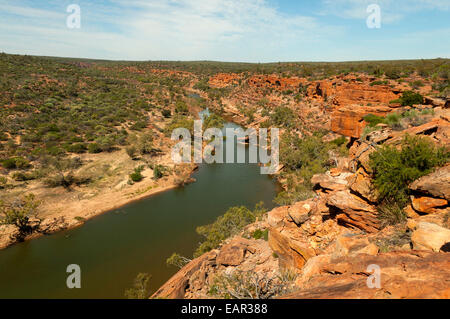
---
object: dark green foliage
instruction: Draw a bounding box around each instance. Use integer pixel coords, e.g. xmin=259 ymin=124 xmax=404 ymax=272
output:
xmin=399 ymin=91 xmax=424 ymax=106
xmin=252 ymin=229 xmax=269 ymax=241
xmin=87 ymin=143 xmax=102 ymax=154
xmin=330 ymin=136 xmax=347 ymax=147
xmin=175 ymin=100 xmax=189 ymax=114
xmin=0 ymin=194 xmax=40 ymax=240
xmin=203 ymin=112 xmax=224 ymax=131
xmin=124 ymin=273 xmax=151 ymax=299
xmin=129 ymin=166 xmax=144 ymax=182
xmin=269 ymin=107 xmax=295 ymax=128
xmin=194 ymin=202 xmax=266 ymax=257
xmin=363 ymin=114 xmax=385 ymax=127
xmin=370 ymin=135 xmax=449 ymax=210
xmin=275 ymin=132 xmax=335 ymax=205
xmin=161 ymin=109 xmax=171 ymax=118
xmin=66 ymin=143 xmax=87 ymax=154
xmin=153 ymin=165 xmax=164 ymax=180
xmin=1 ymin=157 xmax=31 ymax=170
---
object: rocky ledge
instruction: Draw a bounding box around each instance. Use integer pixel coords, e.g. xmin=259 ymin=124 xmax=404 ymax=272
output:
xmin=154 ymin=113 xmax=450 ymax=299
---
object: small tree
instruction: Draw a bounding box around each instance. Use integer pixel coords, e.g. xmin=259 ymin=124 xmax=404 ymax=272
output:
xmin=0 ymin=194 xmax=40 ymax=241
xmin=166 ymin=253 xmax=192 ymax=269
xmin=124 ymin=273 xmax=151 ymax=299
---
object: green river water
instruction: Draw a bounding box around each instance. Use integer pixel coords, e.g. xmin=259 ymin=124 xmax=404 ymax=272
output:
xmin=0 ymin=115 xmax=280 ymax=298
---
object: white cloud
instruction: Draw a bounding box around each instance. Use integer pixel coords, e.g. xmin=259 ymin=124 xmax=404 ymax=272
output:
xmin=320 ymin=0 xmax=450 ymax=23
xmin=0 ymin=0 xmax=344 ymax=61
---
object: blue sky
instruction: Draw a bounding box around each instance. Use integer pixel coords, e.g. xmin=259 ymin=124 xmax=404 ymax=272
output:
xmin=0 ymin=0 xmax=449 ymax=62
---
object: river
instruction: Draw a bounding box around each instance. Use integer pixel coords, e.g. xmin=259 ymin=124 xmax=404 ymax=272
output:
xmin=0 ymin=112 xmax=280 ymax=298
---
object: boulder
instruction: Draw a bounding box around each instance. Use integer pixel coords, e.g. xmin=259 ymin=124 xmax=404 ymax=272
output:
xmin=311 ymin=172 xmax=349 ymax=192
xmin=411 ymin=222 xmax=450 ymax=252
xmin=268 ymin=226 xmax=316 ymax=271
xmin=348 ymin=167 xmax=378 ymax=202
xmin=288 ymin=201 xmax=311 ymax=225
xmin=152 ymin=250 xmax=217 ymax=299
xmin=409 ymin=165 xmax=450 ymax=201
xmin=267 ymin=206 xmax=289 ymax=228
xmin=284 ymin=251 xmax=450 ymax=299
xmin=216 ymin=241 xmax=247 ymax=266
xmin=326 ymin=190 xmax=380 ymax=233
xmin=330 ymin=232 xmax=379 ymax=259
xmin=411 ymin=196 xmax=448 ymax=214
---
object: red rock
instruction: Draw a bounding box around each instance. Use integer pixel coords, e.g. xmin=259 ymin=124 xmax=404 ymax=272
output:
xmin=348 ymin=168 xmax=378 ymax=202
xmin=284 ymin=251 xmax=450 ymax=299
xmin=152 ymin=251 xmax=217 ymax=299
xmin=411 ymin=196 xmax=448 ymax=214
xmin=409 ymin=165 xmax=450 ymax=201
xmin=267 ymin=206 xmax=289 ymax=228
xmin=411 ymin=222 xmax=450 ymax=252
xmin=268 ymin=226 xmax=316 ymax=271
xmin=326 ymin=190 xmax=380 ymax=233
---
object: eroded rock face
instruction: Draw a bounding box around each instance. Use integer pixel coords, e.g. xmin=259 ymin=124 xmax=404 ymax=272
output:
xmin=284 ymin=251 xmax=450 ymax=299
xmin=409 ymin=165 xmax=450 ymax=201
xmin=152 ymin=250 xmax=217 ymax=299
xmin=326 ymin=190 xmax=380 ymax=233
xmin=268 ymin=225 xmax=316 ymax=271
xmin=247 ymin=75 xmax=307 ymax=91
xmin=411 ymin=222 xmax=450 ymax=252
xmin=209 ymin=73 xmax=241 ymax=88
xmin=411 ymin=196 xmax=448 ymax=214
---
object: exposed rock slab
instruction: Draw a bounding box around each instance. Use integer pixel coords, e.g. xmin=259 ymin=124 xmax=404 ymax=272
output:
xmin=409 ymin=165 xmax=450 ymax=201
xmin=284 ymin=251 xmax=450 ymax=299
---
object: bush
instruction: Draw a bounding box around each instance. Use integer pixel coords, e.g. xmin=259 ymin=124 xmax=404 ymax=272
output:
xmin=0 ymin=194 xmax=40 ymax=240
xmin=1 ymin=157 xmax=31 ymax=170
xmin=194 ymin=203 xmax=266 ymax=257
xmin=175 ymin=100 xmax=189 ymax=114
xmin=88 ymin=143 xmax=102 ymax=153
xmin=129 ymin=166 xmax=144 ymax=182
xmin=124 ymin=273 xmax=151 ymax=299
xmin=153 ymin=165 xmax=164 ymax=180
xmin=370 ymin=135 xmax=449 ymax=210
xmin=270 ymin=107 xmax=295 ymax=128
xmin=161 ymin=109 xmax=171 ymax=118
xmin=126 ymin=145 xmax=138 ymax=159
xmin=363 ymin=114 xmax=385 ymax=127
xmin=208 ymin=270 xmax=295 ymax=299
xmin=67 ymin=143 xmax=87 ymax=154
xmin=252 ymin=229 xmax=269 ymax=241
xmin=399 ymin=91 xmax=423 ymax=106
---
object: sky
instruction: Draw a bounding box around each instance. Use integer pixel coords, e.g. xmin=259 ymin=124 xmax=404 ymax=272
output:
xmin=0 ymin=0 xmax=449 ymax=62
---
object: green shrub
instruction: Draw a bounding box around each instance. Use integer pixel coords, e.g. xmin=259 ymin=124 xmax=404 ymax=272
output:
xmin=252 ymin=229 xmax=269 ymax=241
xmin=370 ymin=135 xmax=449 ymax=210
xmin=330 ymin=136 xmax=347 ymax=147
xmin=88 ymin=143 xmax=102 ymax=153
xmin=124 ymin=273 xmax=151 ymax=299
xmin=363 ymin=114 xmax=385 ymax=127
xmin=153 ymin=165 xmax=164 ymax=180
xmin=129 ymin=166 xmax=144 ymax=182
xmin=161 ymin=109 xmax=171 ymax=118
xmin=67 ymin=143 xmax=87 ymax=154
xmin=0 ymin=176 xmax=7 ymax=189
xmin=270 ymin=107 xmax=295 ymax=128
xmin=175 ymin=100 xmax=189 ymax=114
xmin=1 ymin=157 xmax=31 ymax=170
xmin=399 ymin=91 xmax=423 ymax=106
xmin=194 ymin=203 xmax=266 ymax=257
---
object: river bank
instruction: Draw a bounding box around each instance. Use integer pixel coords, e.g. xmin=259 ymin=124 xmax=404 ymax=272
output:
xmin=0 ymin=140 xmax=198 ymax=250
